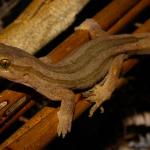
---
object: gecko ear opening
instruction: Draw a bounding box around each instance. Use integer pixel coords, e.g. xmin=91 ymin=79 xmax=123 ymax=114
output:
xmin=0 ymin=59 xmax=11 ymax=69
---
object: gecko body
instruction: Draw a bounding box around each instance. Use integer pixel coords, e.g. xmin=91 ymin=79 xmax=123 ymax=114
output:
xmin=0 ymin=33 xmax=150 ymax=137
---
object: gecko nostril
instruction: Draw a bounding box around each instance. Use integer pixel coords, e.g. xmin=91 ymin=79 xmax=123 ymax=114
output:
xmin=23 ymin=73 xmax=28 ymax=77
xmin=22 ymin=73 xmax=29 ymax=80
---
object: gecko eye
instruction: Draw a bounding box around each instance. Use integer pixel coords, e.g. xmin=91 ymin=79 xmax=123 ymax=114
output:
xmin=0 ymin=59 xmax=11 ymax=69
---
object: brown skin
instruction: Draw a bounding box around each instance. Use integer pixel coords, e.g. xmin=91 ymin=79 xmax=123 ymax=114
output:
xmin=0 ymin=33 xmax=150 ymax=137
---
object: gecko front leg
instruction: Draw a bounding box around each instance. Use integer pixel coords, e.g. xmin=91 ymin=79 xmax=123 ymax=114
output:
xmin=47 ymin=87 xmax=75 ymax=138
xmin=83 ymin=54 xmax=128 ymax=117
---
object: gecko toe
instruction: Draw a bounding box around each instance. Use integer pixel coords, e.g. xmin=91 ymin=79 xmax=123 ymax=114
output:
xmin=57 ymin=112 xmax=72 ymax=138
xmin=82 ymin=90 xmax=94 ymax=97
xmin=89 ymin=103 xmax=99 ymax=117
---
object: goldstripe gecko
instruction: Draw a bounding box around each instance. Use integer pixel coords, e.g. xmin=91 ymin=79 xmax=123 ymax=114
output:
xmin=0 ymin=33 xmax=150 ymax=137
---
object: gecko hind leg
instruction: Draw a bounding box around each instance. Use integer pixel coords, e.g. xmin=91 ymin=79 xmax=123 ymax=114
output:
xmin=83 ymin=54 xmax=128 ymax=117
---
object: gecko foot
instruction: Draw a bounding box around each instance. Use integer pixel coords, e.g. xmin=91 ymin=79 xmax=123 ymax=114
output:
xmin=83 ymin=84 xmax=112 ymax=117
xmin=83 ymin=55 xmax=127 ymax=117
xmin=57 ymin=111 xmax=72 ymax=138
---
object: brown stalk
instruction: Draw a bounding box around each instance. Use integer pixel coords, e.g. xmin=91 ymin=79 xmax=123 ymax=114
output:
xmin=0 ymin=100 xmax=35 ymax=134
xmin=108 ymin=0 xmax=150 ymax=34
xmin=0 ymin=0 xmax=20 ymax=20
xmin=0 ymin=0 xmax=90 ymax=54
xmin=0 ymin=90 xmax=26 ymax=118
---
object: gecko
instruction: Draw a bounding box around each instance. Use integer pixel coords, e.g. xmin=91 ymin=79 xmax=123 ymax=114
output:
xmin=0 ymin=33 xmax=150 ymax=137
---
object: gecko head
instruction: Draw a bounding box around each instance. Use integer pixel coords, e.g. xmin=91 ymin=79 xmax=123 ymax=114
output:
xmin=0 ymin=43 xmax=25 ymax=80
xmin=0 ymin=43 xmax=33 ymax=68
xmin=0 ymin=45 xmax=13 ymax=71
xmin=0 ymin=43 xmax=37 ymax=82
